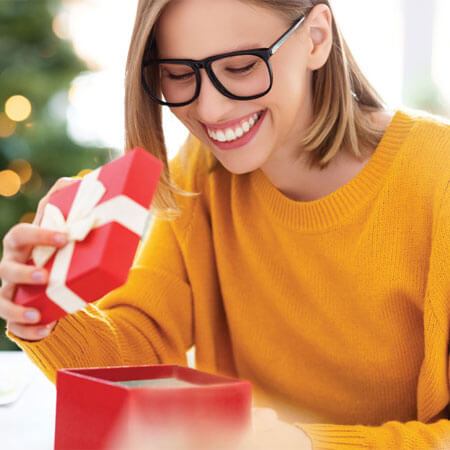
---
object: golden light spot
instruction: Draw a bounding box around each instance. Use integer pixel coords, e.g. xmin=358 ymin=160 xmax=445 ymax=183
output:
xmin=20 ymin=172 xmax=42 ymax=195
xmin=25 ymin=123 xmax=33 ymax=128
xmin=5 ymin=95 xmax=32 ymax=122
xmin=19 ymin=212 xmax=36 ymax=224
xmin=0 ymin=112 xmax=17 ymax=138
xmin=68 ymin=83 xmax=78 ymax=104
xmin=8 ymin=159 xmax=32 ymax=184
xmin=52 ymin=13 xmax=71 ymax=40
xmin=76 ymin=169 xmax=93 ymax=178
xmin=0 ymin=170 xmax=21 ymax=196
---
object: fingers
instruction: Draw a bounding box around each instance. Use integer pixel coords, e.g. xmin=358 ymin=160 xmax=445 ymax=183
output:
xmin=33 ymin=177 xmax=77 ymax=226
xmin=0 ymin=260 xmax=48 ymax=285
xmin=0 ymin=177 xmax=72 ymax=342
xmin=2 ymin=223 xmax=68 ymax=263
xmin=7 ymin=320 xmax=57 ymax=342
xmin=0 ymin=296 xmax=42 ymax=324
xmin=0 ymin=280 xmax=17 ymax=301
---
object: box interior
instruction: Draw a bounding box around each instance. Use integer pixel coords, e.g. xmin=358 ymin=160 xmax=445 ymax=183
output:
xmin=116 ymin=377 xmax=201 ymax=388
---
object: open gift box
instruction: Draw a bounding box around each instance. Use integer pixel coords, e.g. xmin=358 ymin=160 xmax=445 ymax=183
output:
xmin=54 ymin=364 xmax=252 ymax=450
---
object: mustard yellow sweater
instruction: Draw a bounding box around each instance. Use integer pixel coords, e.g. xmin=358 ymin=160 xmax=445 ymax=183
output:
xmin=7 ymin=109 xmax=450 ymax=449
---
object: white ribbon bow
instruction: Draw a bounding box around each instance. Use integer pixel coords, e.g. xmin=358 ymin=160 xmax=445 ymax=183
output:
xmin=32 ymin=168 xmax=150 ymax=314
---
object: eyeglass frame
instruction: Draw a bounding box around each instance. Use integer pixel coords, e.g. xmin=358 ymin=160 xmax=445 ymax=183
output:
xmin=141 ymin=14 xmax=307 ymax=107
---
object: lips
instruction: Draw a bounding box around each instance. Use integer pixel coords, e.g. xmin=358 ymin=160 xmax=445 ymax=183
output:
xmin=205 ymin=109 xmax=267 ymax=151
xmin=211 ymin=112 xmax=262 ymax=143
xmin=201 ymin=109 xmax=266 ymax=143
xmin=202 ymin=110 xmax=263 ymax=132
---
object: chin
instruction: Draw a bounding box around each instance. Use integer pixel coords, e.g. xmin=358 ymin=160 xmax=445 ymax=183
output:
xmin=222 ymin=165 xmax=255 ymax=175
xmin=215 ymin=153 xmax=268 ymax=175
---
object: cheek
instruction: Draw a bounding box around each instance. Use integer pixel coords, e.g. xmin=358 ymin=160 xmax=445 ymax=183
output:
xmin=271 ymin=60 xmax=306 ymax=107
xmin=265 ymin=60 xmax=308 ymax=131
xmin=169 ymin=107 xmax=189 ymax=125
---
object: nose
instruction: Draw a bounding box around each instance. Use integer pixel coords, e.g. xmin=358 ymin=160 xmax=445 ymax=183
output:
xmin=193 ymin=68 xmax=235 ymax=124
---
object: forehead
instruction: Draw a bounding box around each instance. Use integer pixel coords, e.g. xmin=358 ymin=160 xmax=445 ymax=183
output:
xmin=154 ymin=0 xmax=287 ymax=59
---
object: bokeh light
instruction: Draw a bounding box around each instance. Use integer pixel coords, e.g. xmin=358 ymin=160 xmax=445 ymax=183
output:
xmin=8 ymin=159 xmax=32 ymax=184
xmin=5 ymin=95 xmax=32 ymax=122
xmin=76 ymin=169 xmax=93 ymax=177
xmin=67 ymin=83 xmax=77 ymax=104
xmin=52 ymin=12 xmax=71 ymax=40
xmin=19 ymin=212 xmax=36 ymax=224
xmin=0 ymin=112 xmax=17 ymax=138
xmin=19 ymin=172 xmax=42 ymax=195
xmin=0 ymin=170 xmax=21 ymax=197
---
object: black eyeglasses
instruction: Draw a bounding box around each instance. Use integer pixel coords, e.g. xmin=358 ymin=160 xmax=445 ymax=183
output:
xmin=141 ymin=14 xmax=307 ymax=107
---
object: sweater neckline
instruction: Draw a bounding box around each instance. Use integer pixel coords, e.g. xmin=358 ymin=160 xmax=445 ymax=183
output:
xmin=250 ymin=109 xmax=414 ymax=232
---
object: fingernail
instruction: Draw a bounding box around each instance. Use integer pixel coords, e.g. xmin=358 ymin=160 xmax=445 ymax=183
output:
xmin=32 ymin=270 xmax=46 ymax=282
xmin=53 ymin=233 xmax=67 ymax=245
xmin=24 ymin=310 xmax=39 ymax=322
xmin=38 ymin=328 xmax=50 ymax=337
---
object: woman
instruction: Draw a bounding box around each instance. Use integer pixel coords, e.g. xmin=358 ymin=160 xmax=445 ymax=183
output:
xmin=1 ymin=0 xmax=449 ymax=448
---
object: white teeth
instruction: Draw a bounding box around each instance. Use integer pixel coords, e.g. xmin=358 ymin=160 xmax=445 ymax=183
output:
xmin=216 ymin=130 xmax=226 ymax=142
xmin=207 ymin=111 xmax=263 ymax=143
xmin=225 ymin=128 xmax=236 ymax=140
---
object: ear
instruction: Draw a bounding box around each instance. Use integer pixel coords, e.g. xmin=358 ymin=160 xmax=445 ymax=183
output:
xmin=304 ymin=4 xmax=333 ymax=71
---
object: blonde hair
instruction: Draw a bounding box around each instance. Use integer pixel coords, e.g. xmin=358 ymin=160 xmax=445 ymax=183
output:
xmin=124 ymin=0 xmax=386 ymax=214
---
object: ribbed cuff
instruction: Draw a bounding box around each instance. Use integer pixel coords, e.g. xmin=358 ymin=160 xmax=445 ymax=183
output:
xmin=294 ymin=423 xmax=371 ymax=449
xmin=4 ymin=304 xmax=117 ymax=386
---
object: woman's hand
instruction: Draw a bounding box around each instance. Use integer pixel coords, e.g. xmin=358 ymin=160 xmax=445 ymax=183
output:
xmin=0 ymin=177 xmax=75 ymax=341
xmin=236 ymin=408 xmax=313 ymax=450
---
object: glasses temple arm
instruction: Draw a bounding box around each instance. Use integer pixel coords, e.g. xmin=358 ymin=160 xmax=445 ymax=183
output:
xmin=269 ymin=15 xmax=306 ymax=55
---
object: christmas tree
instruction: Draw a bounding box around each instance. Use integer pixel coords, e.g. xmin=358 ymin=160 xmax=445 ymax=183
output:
xmin=0 ymin=0 xmax=112 ymax=349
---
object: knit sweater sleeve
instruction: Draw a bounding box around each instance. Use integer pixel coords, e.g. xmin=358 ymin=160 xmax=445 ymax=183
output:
xmin=295 ymin=180 xmax=450 ymax=449
xmin=5 ymin=149 xmax=199 ymax=386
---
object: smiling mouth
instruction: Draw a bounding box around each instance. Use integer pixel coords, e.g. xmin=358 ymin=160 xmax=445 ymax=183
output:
xmin=205 ymin=111 xmax=264 ymax=143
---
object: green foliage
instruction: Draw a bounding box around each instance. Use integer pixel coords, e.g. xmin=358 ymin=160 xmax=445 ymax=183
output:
xmin=0 ymin=0 xmax=115 ymax=349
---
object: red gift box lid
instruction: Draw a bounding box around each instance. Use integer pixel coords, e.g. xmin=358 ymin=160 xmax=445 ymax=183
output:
xmin=14 ymin=147 xmax=163 ymax=325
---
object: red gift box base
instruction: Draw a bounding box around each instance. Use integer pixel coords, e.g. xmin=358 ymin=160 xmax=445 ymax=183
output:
xmin=54 ymin=364 xmax=252 ymax=450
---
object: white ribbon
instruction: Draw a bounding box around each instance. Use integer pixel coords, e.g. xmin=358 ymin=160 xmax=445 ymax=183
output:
xmin=32 ymin=168 xmax=150 ymax=314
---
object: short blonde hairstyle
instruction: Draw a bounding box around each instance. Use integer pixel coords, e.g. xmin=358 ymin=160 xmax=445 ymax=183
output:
xmin=124 ymin=0 xmax=386 ymax=214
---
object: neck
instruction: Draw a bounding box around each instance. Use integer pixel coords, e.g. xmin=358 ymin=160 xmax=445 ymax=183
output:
xmin=260 ymin=109 xmax=393 ymax=202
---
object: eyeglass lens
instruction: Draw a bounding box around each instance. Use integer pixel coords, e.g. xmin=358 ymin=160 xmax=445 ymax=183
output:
xmin=143 ymin=54 xmax=271 ymax=104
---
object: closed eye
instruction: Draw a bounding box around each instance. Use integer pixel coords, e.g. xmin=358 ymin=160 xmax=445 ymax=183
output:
xmin=226 ymin=62 xmax=256 ymax=74
xmin=167 ymin=72 xmax=195 ymax=80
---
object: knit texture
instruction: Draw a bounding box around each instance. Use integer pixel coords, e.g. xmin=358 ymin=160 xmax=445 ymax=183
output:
xmin=7 ymin=109 xmax=450 ymax=449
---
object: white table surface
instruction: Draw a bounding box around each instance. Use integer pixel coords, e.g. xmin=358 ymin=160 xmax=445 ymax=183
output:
xmin=0 ymin=351 xmax=56 ymax=450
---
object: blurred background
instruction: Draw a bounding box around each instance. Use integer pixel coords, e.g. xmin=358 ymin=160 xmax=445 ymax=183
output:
xmin=0 ymin=0 xmax=449 ymax=349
